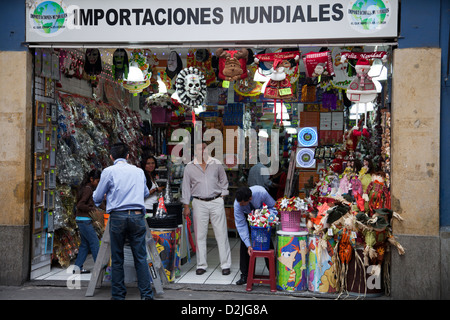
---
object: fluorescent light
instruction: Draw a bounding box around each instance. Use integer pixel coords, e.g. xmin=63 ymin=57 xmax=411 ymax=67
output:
xmin=125 ymin=62 xmax=144 ymax=82
xmin=286 ymin=127 xmax=297 ymax=134
xmin=157 ymin=73 xmax=167 ymax=93
xmin=258 ymin=130 xmax=269 ymax=138
xmin=369 ymin=60 xmax=387 ymax=81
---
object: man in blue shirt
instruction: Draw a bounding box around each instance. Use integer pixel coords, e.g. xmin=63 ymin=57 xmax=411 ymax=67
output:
xmin=93 ymin=143 xmax=153 ymax=300
xmin=233 ymin=186 xmax=277 ymax=285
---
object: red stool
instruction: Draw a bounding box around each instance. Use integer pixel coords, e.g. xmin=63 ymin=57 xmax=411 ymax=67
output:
xmin=246 ymin=249 xmax=277 ymax=292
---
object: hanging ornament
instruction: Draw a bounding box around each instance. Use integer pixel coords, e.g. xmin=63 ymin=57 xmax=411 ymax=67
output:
xmin=84 ymin=48 xmax=102 ymax=87
xmin=215 ymin=48 xmax=249 ymax=82
xmin=254 ymin=51 xmax=300 ymax=101
xmin=112 ymin=48 xmax=129 ymax=81
xmin=340 ymin=51 xmax=387 ymax=103
xmin=187 ymin=49 xmax=216 ymax=86
xmin=302 ymin=51 xmax=334 ymax=82
xmin=175 ymin=67 xmax=207 ymax=107
xmin=122 ymin=49 xmax=151 ymax=95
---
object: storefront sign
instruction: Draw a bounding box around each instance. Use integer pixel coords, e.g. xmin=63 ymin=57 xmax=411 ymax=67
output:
xmin=26 ymin=0 xmax=398 ymax=44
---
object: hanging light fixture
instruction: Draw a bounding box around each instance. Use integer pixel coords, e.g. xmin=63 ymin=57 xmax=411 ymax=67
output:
xmin=125 ymin=62 xmax=145 ymax=82
xmin=122 ymin=49 xmax=151 ymax=95
xmin=368 ymin=59 xmax=387 ymax=81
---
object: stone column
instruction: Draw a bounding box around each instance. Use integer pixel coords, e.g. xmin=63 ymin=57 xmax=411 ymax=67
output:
xmin=390 ymin=47 xmax=441 ymax=299
xmin=0 ymin=51 xmax=33 ymax=285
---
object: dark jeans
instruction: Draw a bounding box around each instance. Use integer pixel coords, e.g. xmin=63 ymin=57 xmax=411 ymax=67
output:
xmin=74 ymin=220 xmax=99 ymax=270
xmin=109 ymin=211 xmax=153 ymax=300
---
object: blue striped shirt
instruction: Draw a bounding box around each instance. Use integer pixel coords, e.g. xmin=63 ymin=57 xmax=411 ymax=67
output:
xmin=93 ymin=158 xmax=150 ymax=213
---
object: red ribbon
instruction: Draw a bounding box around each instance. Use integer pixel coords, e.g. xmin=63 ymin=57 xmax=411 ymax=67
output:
xmin=186 ymin=215 xmax=196 ymax=253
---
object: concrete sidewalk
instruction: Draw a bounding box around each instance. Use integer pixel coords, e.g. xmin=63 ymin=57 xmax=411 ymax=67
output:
xmin=0 ymin=280 xmax=389 ymax=300
xmin=0 ymin=283 xmax=299 ymax=300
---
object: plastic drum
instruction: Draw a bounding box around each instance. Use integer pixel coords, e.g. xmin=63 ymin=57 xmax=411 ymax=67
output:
xmin=347 ymin=245 xmax=384 ymax=297
xmin=307 ymin=234 xmax=338 ymax=293
xmin=276 ymin=230 xmax=308 ymax=291
xmin=150 ymin=228 xmax=177 ymax=282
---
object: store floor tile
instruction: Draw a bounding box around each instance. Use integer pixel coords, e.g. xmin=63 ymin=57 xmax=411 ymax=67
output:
xmin=34 ymin=236 xmax=269 ymax=286
xmin=174 ymin=237 xmax=269 ymax=285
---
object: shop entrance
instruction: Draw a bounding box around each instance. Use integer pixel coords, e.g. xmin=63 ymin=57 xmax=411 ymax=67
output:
xmin=28 ymin=43 xmax=396 ymax=296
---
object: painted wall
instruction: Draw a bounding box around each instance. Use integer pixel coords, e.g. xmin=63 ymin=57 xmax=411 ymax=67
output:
xmin=0 ymin=2 xmax=26 ymax=51
xmin=438 ymin=0 xmax=450 ymax=227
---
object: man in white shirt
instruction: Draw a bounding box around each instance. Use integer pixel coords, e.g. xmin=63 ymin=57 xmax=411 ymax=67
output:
xmin=181 ymin=142 xmax=232 ymax=276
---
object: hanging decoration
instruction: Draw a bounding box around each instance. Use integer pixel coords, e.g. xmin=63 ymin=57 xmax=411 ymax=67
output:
xmin=84 ymin=48 xmax=102 ymax=87
xmin=254 ymin=51 xmax=300 ymax=101
xmin=186 ymin=49 xmax=216 ymax=86
xmin=161 ymin=51 xmax=183 ymax=93
xmin=233 ymin=64 xmax=263 ymax=97
xmin=340 ymin=51 xmax=387 ymax=103
xmin=215 ymin=48 xmax=249 ymax=82
xmin=175 ymin=67 xmax=207 ymax=107
xmin=111 ymin=48 xmax=129 ymax=81
xmin=302 ymin=51 xmax=335 ymax=82
xmin=122 ymin=49 xmax=151 ymax=95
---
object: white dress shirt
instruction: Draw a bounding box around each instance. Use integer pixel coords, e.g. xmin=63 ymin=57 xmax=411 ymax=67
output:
xmin=181 ymin=156 xmax=229 ymax=205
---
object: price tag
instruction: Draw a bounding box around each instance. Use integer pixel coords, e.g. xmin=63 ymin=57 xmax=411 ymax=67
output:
xmin=328 ymin=228 xmax=333 ymax=236
xmin=222 ymin=81 xmax=230 ymax=88
xmin=279 ymin=88 xmax=292 ymax=96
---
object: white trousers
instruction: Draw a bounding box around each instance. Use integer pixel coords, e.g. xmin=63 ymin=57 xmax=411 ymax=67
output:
xmin=191 ymin=197 xmax=231 ymax=270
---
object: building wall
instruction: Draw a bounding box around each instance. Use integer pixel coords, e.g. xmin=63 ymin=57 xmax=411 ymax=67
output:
xmin=389 ymin=0 xmax=449 ymax=299
xmin=0 ymin=50 xmax=33 ymax=285
xmin=0 ymin=2 xmax=33 ymax=285
xmin=390 ymin=47 xmax=441 ymax=299
xmin=0 ymin=1 xmax=448 ymax=296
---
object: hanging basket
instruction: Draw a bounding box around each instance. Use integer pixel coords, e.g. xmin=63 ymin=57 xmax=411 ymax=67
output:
xmin=251 ymin=226 xmax=271 ymax=251
xmin=280 ymin=210 xmax=302 ymax=232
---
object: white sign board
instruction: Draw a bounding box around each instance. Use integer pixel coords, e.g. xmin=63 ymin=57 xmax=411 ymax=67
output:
xmin=26 ymin=0 xmax=398 ymax=44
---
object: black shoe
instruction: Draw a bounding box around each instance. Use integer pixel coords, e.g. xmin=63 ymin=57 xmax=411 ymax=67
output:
xmin=222 ymin=268 xmax=230 ymax=275
xmin=73 ymin=268 xmax=90 ymax=274
xmin=236 ymin=275 xmax=247 ymax=285
xmin=196 ymin=268 xmax=206 ymax=275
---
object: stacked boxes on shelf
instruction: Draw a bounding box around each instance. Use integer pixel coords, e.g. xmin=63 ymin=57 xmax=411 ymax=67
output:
xmin=223 ymin=103 xmax=244 ymax=128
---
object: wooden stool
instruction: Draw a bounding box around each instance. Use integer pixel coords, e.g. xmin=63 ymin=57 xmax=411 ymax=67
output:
xmin=246 ymin=249 xmax=277 ymax=292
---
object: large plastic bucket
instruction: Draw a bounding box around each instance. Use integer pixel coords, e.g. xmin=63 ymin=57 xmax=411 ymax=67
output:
xmin=276 ymin=230 xmax=308 ymax=291
xmin=251 ymin=226 xmax=271 ymax=251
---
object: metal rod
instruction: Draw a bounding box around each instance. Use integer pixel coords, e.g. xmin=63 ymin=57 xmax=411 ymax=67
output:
xmin=26 ymin=41 xmax=398 ymax=49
